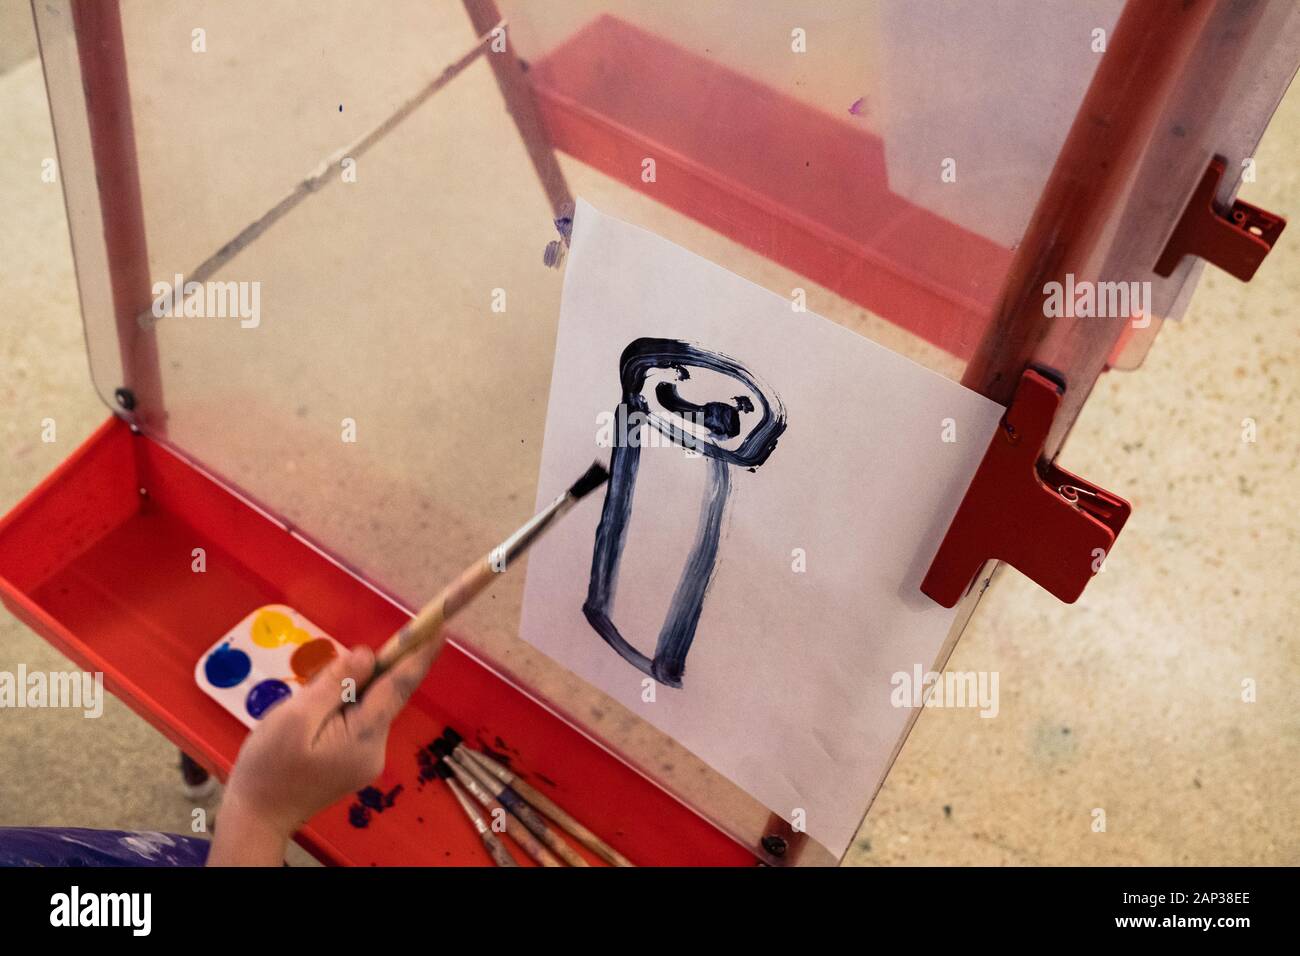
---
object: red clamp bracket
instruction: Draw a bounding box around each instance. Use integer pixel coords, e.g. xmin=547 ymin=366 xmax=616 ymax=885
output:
xmin=1154 ymin=156 xmax=1286 ymax=281
xmin=921 ymin=369 xmax=1131 ymax=608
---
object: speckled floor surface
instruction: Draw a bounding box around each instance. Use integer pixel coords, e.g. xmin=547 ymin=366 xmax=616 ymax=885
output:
xmin=1 ymin=10 xmax=1296 ymax=866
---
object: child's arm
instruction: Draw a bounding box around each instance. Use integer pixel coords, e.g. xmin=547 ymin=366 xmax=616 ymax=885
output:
xmin=207 ymin=640 xmax=439 ymax=866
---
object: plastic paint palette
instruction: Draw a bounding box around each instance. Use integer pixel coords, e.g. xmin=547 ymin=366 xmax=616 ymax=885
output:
xmin=195 ymin=605 xmax=345 ymax=729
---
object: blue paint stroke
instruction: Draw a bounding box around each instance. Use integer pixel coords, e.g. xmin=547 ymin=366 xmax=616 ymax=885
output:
xmin=245 ymin=678 xmax=291 ymax=719
xmin=203 ymin=642 xmax=251 ymax=688
xmin=583 ymin=338 xmax=786 ymax=688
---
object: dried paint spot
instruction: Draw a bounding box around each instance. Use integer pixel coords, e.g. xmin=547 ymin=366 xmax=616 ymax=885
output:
xmin=354 ymin=784 xmax=403 ymax=823
xmin=543 ymin=239 xmax=564 ymax=268
xmin=348 ymin=804 xmax=371 ymax=829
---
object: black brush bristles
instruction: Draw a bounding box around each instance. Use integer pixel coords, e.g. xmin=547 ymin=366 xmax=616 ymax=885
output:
xmin=442 ymin=726 xmax=464 ymax=748
xmin=430 ymin=738 xmax=451 ymax=759
xmin=434 ymin=760 xmax=454 ymax=780
xmin=567 ymin=461 xmax=610 ymax=501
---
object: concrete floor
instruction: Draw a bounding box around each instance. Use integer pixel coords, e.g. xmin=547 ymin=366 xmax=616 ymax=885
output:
xmin=1 ymin=6 xmax=1296 ymax=865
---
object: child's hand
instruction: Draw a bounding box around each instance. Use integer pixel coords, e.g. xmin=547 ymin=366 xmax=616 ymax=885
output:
xmin=207 ymin=640 xmax=439 ymax=866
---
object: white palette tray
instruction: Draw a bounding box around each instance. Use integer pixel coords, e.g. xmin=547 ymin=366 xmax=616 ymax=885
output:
xmin=195 ymin=604 xmax=345 ymax=729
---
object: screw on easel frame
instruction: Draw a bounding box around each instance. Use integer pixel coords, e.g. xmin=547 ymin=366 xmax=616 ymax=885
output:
xmin=761 ymin=834 xmax=788 ymax=857
xmin=114 ymin=387 xmax=136 ymax=411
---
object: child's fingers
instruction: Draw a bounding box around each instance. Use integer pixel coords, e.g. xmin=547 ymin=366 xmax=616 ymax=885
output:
xmin=298 ymin=645 xmax=375 ymax=715
xmin=349 ymin=639 xmax=438 ymax=740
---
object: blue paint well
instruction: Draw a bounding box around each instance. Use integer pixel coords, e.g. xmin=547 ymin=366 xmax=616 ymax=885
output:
xmin=245 ymin=678 xmax=292 ymax=719
xmin=203 ymin=642 xmax=251 ymax=688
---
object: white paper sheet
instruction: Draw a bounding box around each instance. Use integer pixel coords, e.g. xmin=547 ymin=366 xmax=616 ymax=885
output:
xmin=520 ymin=199 xmax=1003 ymax=855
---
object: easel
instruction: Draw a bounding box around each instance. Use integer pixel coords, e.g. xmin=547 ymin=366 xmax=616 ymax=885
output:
xmin=50 ymin=0 xmax=1290 ymax=865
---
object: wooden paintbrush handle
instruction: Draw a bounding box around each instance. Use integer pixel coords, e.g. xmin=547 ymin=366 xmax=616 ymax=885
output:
xmin=462 ymin=747 xmax=635 ymax=866
xmin=373 ymin=554 xmax=495 ymax=674
xmin=451 ymin=759 xmax=561 ymax=867
xmin=501 ymin=792 xmax=589 ymax=867
xmin=369 ymin=464 xmax=605 ymax=678
xmin=503 ymin=812 xmax=563 ymax=867
xmin=510 ymin=777 xmax=634 ymax=867
xmin=482 ymin=832 xmax=519 ymax=868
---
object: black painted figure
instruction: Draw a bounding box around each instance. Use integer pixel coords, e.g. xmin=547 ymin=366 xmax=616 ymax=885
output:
xmin=583 ymin=338 xmax=786 ymax=688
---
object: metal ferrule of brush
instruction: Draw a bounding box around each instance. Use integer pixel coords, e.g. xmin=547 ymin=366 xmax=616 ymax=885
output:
xmin=490 ymin=490 xmax=576 ymax=573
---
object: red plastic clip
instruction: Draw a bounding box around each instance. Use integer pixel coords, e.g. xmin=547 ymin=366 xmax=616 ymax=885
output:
xmin=1154 ymin=156 xmax=1286 ymax=281
xmin=921 ymin=369 xmax=1131 ymax=608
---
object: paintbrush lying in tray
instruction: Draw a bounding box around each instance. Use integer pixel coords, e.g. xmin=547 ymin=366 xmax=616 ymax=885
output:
xmin=425 ymin=727 xmax=634 ymax=867
xmin=440 ymin=727 xmax=635 ymax=867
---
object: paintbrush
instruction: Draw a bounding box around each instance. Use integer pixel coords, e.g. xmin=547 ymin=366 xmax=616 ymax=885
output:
xmin=448 ymin=744 xmax=590 ymax=867
xmin=373 ymin=461 xmax=609 ymax=676
xmin=444 ymin=729 xmax=634 ymax=867
xmin=435 ymin=761 xmax=518 ymax=867
xmin=434 ymin=745 xmax=562 ymax=867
